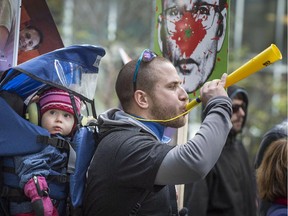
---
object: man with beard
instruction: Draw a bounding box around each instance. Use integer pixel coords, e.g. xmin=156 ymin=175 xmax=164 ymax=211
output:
xmin=157 ymin=0 xmax=228 ymax=93
xmin=183 ymin=85 xmax=257 ymax=216
xmin=83 ymin=49 xmax=233 ymax=216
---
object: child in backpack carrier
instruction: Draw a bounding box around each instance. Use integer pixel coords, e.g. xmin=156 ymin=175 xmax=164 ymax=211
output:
xmin=11 ymin=88 xmax=81 ymax=216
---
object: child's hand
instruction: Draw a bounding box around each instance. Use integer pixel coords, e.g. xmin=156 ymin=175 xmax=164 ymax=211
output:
xmin=24 ymin=176 xmax=59 ymax=216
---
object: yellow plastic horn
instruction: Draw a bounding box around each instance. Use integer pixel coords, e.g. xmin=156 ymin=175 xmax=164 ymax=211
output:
xmin=186 ymin=44 xmax=282 ymax=111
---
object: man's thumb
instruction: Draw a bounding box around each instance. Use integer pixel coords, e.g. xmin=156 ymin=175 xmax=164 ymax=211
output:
xmin=219 ymin=73 xmax=228 ymax=87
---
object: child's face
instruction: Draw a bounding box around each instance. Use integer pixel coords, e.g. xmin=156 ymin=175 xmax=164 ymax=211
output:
xmin=41 ymin=109 xmax=75 ymax=136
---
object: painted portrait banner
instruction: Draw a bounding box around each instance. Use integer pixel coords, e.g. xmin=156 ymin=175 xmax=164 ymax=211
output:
xmin=0 ymin=0 xmax=63 ymax=74
xmin=0 ymin=0 xmax=21 ymax=72
xmin=18 ymin=0 xmax=64 ymax=65
xmin=154 ymin=0 xmax=230 ymax=98
xmin=154 ymin=1 xmax=230 ymax=207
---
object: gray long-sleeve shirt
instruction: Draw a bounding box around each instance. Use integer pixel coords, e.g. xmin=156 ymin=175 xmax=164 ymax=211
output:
xmin=155 ymin=96 xmax=232 ymax=184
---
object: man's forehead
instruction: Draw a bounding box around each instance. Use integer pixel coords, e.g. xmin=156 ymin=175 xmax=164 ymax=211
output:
xmin=154 ymin=62 xmax=181 ymax=82
xmin=164 ymin=0 xmax=219 ymax=7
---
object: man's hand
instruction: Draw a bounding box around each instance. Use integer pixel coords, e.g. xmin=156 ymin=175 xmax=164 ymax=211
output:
xmin=200 ymin=73 xmax=228 ymax=106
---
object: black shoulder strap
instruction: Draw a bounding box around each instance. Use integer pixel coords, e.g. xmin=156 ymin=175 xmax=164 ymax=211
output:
xmin=36 ymin=135 xmax=70 ymax=151
xmin=97 ymin=126 xmax=155 ymax=216
xmin=169 ymin=185 xmax=179 ymax=216
xmin=0 ymin=197 xmax=10 ymax=216
xmin=97 ymin=127 xmax=151 ymax=216
xmin=128 ymin=186 xmax=179 ymax=216
xmin=129 ymin=190 xmax=151 ymax=216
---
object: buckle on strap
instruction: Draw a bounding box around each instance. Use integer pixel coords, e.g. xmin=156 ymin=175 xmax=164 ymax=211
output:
xmin=36 ymin=135 xmax=70 ymax=151
xmin=47 ymin=174 xmax=69 ymax=183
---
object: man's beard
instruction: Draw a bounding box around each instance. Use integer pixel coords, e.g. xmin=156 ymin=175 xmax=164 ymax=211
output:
xmin=149 ymin=99 xmax=186 ymax=128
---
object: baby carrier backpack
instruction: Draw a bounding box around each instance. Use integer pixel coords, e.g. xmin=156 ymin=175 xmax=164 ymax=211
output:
xmin=0 ymin=44 xmax=106 ymax=216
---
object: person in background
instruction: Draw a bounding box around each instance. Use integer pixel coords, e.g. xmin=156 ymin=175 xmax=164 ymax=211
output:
xmin=254 ymin=119 xmax=288 ymax=216
xmin=157 ymin=0 xmax=228 ymax=93
xmin=256 ymin=138 xmax=287 ymax=216
xmin=183 ymin=85 xmax=257 ymax=216
xmin=83 ymin=49 xmax=233 ymax=216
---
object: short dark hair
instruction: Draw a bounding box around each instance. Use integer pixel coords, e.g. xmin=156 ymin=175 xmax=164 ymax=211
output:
xmin=115 ymin=60 xmax=136 ymax=110
xmin=115 ymin=56 xmax=170 ymax=111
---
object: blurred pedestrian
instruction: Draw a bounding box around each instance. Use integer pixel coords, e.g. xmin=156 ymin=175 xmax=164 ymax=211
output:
xmin=256 ymin=138 xmax=287 ymax=216
xmin=183 ymin=85 xmax=257 ymax=216
xmin=255 ymin=119 xmax=288 ymax=216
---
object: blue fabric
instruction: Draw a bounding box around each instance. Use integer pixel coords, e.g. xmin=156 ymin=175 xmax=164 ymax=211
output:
xmin=14 ymin=144 xmax=68 ymax=188
xmin=0 ymin=44 xmax=106 ymax=101
xmin=267 ymin=204 xmax=287 ymax=216
xmin=0 ymin=70 xmax=45 ymax=99
xmin=140 ymin=120 xmax=171 ymax=143
xmin=0 ymin=97 xmax=49 ymax=155
xmin=70 ymin=126 xmax=97 ymax=207
xmin=2 ymin=157 xmax=21 ymax=188
xmin=3 ymin=141 xmax=68 ymax=214
xmin=9 ymin=201 xmax=33 ymax=215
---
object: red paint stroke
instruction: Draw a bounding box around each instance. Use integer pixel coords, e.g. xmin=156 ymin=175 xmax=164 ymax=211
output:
xmin=203 ymin=49 xmax=213 ymax=56
xmin=211 ymin=36 xmax=220 ymax=41
xmin=171 ymin=12 xmax=206 ymax=56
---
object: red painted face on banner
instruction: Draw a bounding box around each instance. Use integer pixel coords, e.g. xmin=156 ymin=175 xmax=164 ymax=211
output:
xmin=159 ymin=0 xmax=227 ymax=93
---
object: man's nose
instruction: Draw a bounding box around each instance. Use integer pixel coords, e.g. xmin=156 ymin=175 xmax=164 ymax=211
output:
xmin=237 ymin=107 xmax=245 ymax=116
xmin=179 ymin=86 xmax=189 ymax=101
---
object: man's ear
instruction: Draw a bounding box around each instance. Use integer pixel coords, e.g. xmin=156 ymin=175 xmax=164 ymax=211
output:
xmin=217 ymin=8 xmax=227 ymax=52
xmin=134 ymin=90 xmax=149 ymax=109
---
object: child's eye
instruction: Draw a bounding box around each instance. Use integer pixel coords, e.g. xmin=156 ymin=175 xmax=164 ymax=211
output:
xmin=49 ymin=110 xmax=56 ymax=115
xmin=64 ymin=113 xmax=72 ymax=118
